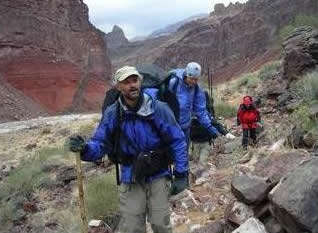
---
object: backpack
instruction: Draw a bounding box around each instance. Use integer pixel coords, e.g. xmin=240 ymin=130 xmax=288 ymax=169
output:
xmin=189 ymin=91 xmax=215 ymax=142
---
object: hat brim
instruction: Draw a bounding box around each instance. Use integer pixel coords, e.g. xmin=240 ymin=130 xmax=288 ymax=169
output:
xmin=117 ymin=72 xmax=143 ymax=82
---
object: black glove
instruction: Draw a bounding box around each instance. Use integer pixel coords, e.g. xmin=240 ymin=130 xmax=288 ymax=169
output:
xmin=69 ymin=135 xmax=86 ymax=153
xmin=170 ymin=172 xmax=189 ymax=195
xmin=210 ymin=131 xmax=221 ymax=139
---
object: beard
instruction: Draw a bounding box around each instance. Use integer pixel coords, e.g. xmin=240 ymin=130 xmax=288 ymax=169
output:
xmin=124 ymin=87 xmax=140 ymax=101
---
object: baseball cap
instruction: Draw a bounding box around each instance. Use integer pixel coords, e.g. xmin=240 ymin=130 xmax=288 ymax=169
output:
xmin=113 ymin=66 xmax=143 ymax=84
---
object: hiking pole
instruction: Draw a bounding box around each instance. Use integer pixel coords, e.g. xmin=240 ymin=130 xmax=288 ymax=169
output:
xmin=75 ymin=152 xmax=88 ymax=233
xmin=210 ymin=70 xmax=213 ymax=98
xmin=208 ymin=67 xmax=211 ymax=96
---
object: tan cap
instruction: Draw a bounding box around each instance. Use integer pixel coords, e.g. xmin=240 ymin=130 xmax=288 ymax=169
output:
xmin=113 ymin=66 xmax=143 ymax=84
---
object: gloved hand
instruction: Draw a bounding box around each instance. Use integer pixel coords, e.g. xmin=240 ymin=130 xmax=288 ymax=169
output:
xmin=69 ymin=135 xmax=86 ymax=153
xmin=225 ymin=133 xmax=236 ymax=139
xmin=170 ymin=172 xmax=189 ymax=195
xmin=210 ymin=131 xmax=221 ymax=139
xmin=256 ymin=120 xmax=264 ymax=128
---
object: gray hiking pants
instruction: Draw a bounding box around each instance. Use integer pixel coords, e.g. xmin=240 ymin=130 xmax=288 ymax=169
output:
xmin=117 ymin=177 xmax=172 ymax=233
xmin=191 ymin=141 xmax=212 ymax=164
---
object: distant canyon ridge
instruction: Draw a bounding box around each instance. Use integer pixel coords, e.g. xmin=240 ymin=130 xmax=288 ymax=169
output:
xmin=107 ymin=0 xmax=317 ymax=83
xmin=0 ymin=0 xmax=318 ymax=122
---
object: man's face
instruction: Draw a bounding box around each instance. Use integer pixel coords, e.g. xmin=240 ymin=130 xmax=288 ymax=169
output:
xmin=184 ymin=76 xmax=199 ymax=87
xmin=117 ymin=75 xmax=141 ymax=101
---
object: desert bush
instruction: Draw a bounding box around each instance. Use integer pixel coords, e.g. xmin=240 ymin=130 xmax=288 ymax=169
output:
xmin=85 ymin=170 xmax=119 ymax=221
xmin=0 ymin=200 xmax=27 ymax=231
xmin=294 ymin=71 xmax=318 ymax=102
xmin=258 ymin=61 xmax=281 ymax=80
xmin=289 ymin=105 xmax=318 ymax=132
xmin=294 ymin=15 xmax=318 ymax=29
xmin=0 ymin=146 xmax=64 ymax=228
xmin=233 ymin=73 xmax=259 ymax=89
xmin=287 ymin=71 xmax=318 ymax=134
xmin=214 ymin=102 xmax=237 ymax=118
xmin=278 ymin=14 xmax=318 ymax=42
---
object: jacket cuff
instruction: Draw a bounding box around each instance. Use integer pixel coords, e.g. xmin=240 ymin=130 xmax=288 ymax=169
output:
xmin=174 ymin=171 xmax=188 ymax=178
xmin=80 ymin=144 xmax=89 ymax=161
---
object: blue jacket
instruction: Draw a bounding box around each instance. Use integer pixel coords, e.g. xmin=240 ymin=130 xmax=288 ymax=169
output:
xmin=81 ymin=92 xmax=188 ymax=184
xmin=168 ymin=69 xmax=219 ymax=137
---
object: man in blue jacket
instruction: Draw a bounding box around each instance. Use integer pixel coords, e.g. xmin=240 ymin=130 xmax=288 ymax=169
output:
xmin=167 ymin=62 xmax=220 ymax=146
xmin=68 ymin=66 xmax=188 ymax=233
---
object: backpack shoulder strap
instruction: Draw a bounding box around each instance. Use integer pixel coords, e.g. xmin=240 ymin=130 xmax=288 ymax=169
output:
xmin=112 ymin=101 xmax=122 ymax=185
xmin=169 ymin=75 xmax=179 ymax=92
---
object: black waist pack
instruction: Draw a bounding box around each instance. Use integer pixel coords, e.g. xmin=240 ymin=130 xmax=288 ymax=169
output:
xmin=132 ymin=150 xmax=170 ymax=183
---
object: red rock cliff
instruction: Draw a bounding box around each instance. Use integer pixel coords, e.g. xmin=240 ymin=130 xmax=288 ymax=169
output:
xmin=0 ymin=0 xmax=112 ymax=119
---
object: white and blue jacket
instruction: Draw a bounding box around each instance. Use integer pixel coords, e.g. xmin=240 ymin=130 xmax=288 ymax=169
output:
xmin=81 ymin=92 xmax=188 ymax=184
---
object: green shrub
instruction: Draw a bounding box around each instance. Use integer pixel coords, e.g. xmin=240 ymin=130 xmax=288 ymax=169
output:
xmin=289 ymin=105 xmax=318 ymax=132
xmin=233 ymin=73 xmax=259 ymax=89
xmin=234 ymin=75 xmax=249 ymax=88
xmin=247 ymin=75 xmax=260 ymax=88
xmin=0 ymin=146 xmax=65 ymax=228
xmin=0 ymin=200 xmax=24 ymax=231
xmin=279 ymin=25 xmax=296 ymax=42
xmin=295 ymin=15 xmax=318 ymax=29
xmin=214 ymin=102 xmax=237 ymax=118
xmin=85 ymin=170 xmax=119 ymax=221
xmin=294 ymin=71 xmax=318 ymax=102
xmin=258 ymin=61 xmax=281 ymax=80
xmin=278 ymin=14 xmax=318 ymax=42
xmin=288 ymin=71 xmax=318 ymax=133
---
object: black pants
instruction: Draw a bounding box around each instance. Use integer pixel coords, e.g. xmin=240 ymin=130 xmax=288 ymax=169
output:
xmin=242 ymin=128 xmax=256 ymax=147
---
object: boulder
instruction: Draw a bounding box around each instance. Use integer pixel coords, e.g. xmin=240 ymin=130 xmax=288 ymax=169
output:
xmin=231 ymin=217 xmax=268 ymax=233
xmin=282 ymin=27 xmax=318 ymax=82
xmin=191 ymin=220 xmax=225 ymax=233
xmin=263 ymin=216 xmax=285 ymax=233
xmin=225 ymin=201 xmax=254 ymax=226
xmin=231 ymin=174 xmax=271 ymax=205
xmin=269 ymin=158 xmax=318 ymax=233
xmin=252 ymin=152 xmax=310 ymax=184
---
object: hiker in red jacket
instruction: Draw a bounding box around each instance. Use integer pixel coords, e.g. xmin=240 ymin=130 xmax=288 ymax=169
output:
xmin=237 ymin=96 xmax=261 ymax=149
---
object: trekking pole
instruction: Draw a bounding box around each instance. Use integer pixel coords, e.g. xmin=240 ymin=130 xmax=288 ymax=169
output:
xmin=210 ymin=70 xmax=213 ymax=98
xmin=75 ymin=152 xmax=88 ymax=233
xmin=208 ymin=67 xmax=211 ymax=96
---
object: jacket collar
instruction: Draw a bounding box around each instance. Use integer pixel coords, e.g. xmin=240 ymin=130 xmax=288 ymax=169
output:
xmin=118 ymin=92 xmax=154 ymax=117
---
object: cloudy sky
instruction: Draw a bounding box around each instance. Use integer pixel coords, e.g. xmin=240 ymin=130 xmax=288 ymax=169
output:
xmin=83 ymin=0 xmax=248 ymax=40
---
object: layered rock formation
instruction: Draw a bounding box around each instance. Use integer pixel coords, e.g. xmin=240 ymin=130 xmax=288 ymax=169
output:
xmin=282 ymin=26 xmax=318 ymax=82
xmin=0 ymin=0 xmax=112 ymax=121
xmin=0 ymin=76 xmax=48 ymax=123
xmin=105 ymin=25 xmax=129 ymax=49
xmin=211 ymin=2 xmax=244 ymax=17
xmin=111 ymin=0 xmax=318 ymax=83
xmin=155 ymin=0 xmax=318 ymax=82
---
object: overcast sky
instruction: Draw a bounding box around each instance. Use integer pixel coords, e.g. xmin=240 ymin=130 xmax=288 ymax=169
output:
xmin=83 ymin=0 xmax=248 ymax=40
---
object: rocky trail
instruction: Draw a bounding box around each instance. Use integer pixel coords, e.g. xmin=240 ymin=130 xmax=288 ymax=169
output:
xmin=0 ymin=91 xmax=315 ymax=233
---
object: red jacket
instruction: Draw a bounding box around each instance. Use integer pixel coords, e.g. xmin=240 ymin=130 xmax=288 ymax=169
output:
xmin=237 ymin=104 xmax=260 ymax=129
